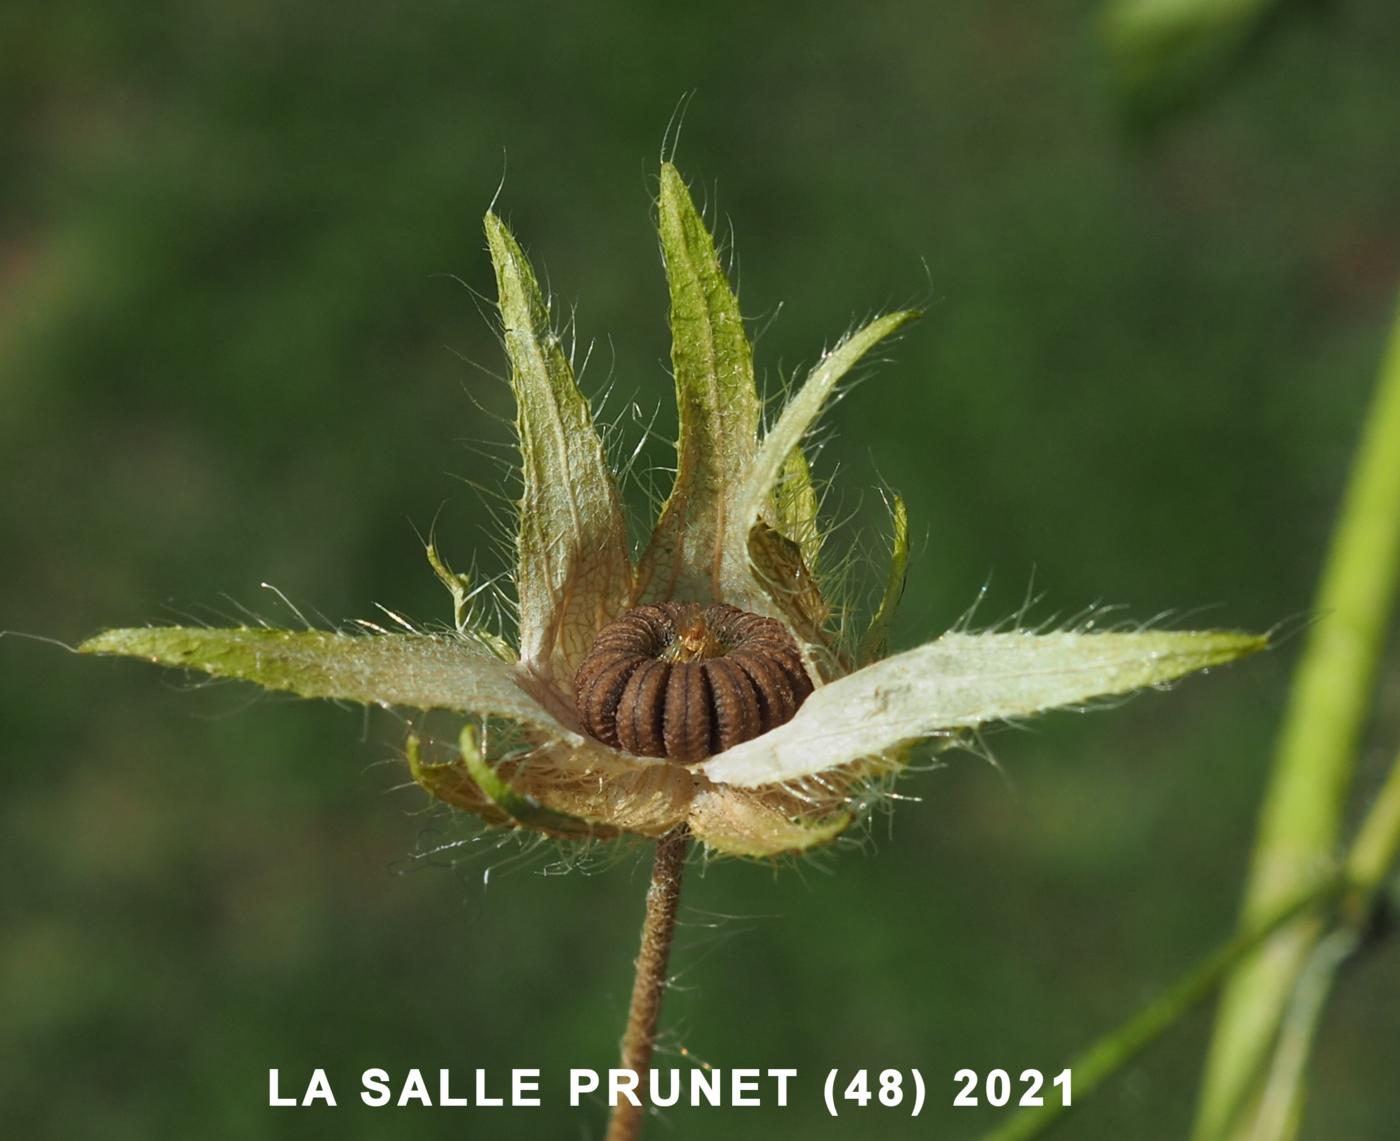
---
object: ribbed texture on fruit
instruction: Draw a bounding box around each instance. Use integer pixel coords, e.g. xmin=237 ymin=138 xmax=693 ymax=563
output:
xmin=573 ymin=602 xmax=814 ymax=763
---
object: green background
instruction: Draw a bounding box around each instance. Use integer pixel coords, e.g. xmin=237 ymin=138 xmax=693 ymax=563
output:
xmin=3 ymin=2 xmax=1398 ymax=1138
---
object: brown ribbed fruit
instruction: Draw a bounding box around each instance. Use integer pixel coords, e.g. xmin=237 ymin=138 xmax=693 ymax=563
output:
xmin=573 ymin=602 xmax=814 ymax=764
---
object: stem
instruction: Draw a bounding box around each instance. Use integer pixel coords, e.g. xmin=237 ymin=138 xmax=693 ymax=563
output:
xmin=605 ymin=826 xmax=690 ymax=1141
xmin=979 ymin=875 xmax=1344 ymax=1141
xmin=1194 ymin=291 xmax=1400 ymax=1140
xmin=1247 ymin=929 xmax=1356 ymax=1141
xmin=1241 ymin=742 xmax=1400 ymax=1141
xmin=1344 ymin=742 xmax=1400 ymax=923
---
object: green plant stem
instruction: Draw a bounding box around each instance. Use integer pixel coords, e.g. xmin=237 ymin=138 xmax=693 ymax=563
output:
xmin=1247 ymin=929 xmax=1355 ymax=1141
xmin=1241 ymin=741 xmax=1400 ymax=1140
xmin=978 ymin=875 xmax=1344 ymax=1141
xmin=1194 ymin=292 xmax=1400 ymax=1141
xmin=1344 ymin=743 xmax=1400 ymax=922
xmin=605 ymin=826 xmax=689 ymax=1141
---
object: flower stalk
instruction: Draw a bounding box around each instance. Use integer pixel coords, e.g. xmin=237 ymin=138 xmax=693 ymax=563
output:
xmin=606 ymin=827 xmax=690 ymax=1141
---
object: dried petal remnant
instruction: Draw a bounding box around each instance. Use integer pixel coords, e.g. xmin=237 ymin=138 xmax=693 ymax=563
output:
xmin=574 ymin=603 xmax=813 ymax=763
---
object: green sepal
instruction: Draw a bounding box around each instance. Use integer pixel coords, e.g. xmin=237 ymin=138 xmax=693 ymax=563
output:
xmin=773 ymin=447 xmax=823 ymax=575
xmin=723 ymin=308 xmax=919 ymax=619
xmin=79 ymin=626 xmax=565 ymax=730
xmin=425 ymin=540 xmax=514 ymax=658
xmin=636 ymin=163 xmax=761 ymax=603
xmin=454 ymin=726 xmax=618 ymax=841
xmin=858 ymin=492 xmax=909 ymax=665
xmin=406 ymin=733 xmax=512 ymax=824
xmin=746 ymin=521 xmax=840 ymax=677
xmin=485 ymin=212 xmax=633 ymax=688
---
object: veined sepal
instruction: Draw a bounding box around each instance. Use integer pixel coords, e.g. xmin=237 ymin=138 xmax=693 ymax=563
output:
xmin=688 ymin=783 xmax=854 ymax=858
xmin=702 ymin=628 xmax=1268 ymax=787
xmin=858 ymin=492 xmax=910 ymax=666
xmin=485 ymin=211 xmax=634 ymax=692
xmin=77 ymin=626 xmax=568 ymax=728
xmin=636 ymin=163 xmax=761 ymax=604
xmin=446 ymin=726 xmax=619 ymax=841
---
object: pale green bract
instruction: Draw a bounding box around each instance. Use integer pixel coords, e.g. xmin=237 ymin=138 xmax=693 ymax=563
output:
xmin=80 ymin=162 xmax=1265 ymax=857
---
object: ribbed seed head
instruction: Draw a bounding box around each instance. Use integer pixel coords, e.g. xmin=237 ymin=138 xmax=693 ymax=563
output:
xmin=573 ymin=602 xmax=814 ymax=763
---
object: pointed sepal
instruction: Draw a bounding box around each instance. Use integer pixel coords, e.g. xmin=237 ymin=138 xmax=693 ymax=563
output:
xmin=406 ymin=732 xmax=513 ymax=824
xmin=733 ymin=311 xmax=919 ymax=560
xmin=719 ymin=309 xmax=920 ymax=646
xmin=702 ymin=628 xmax=1268 ymax=787
xmin=485 ymin=212 xmax=633 ymax=688
xmin=858 ymin=493 xmax=909 ymax=665
xmin=773 ymin=447 xmax=823 ymax=575
xmin=80 ymin=626 xmax=570 ymax=731
xmin=452 ymin=726 xmax=618 ymax=840
xmin=637 ymin=163 xmax=761 ymax=603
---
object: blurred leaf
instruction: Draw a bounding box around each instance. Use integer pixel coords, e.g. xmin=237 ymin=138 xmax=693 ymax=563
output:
xmin=1103 ymin=0 xmax=1288 ymax=119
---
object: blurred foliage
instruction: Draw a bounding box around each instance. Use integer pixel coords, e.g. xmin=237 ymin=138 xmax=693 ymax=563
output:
xmin=1103 ymin=0 xmax=1288 ymax=120
xmin=2 ymin=1 xmax=1399 ymax=1138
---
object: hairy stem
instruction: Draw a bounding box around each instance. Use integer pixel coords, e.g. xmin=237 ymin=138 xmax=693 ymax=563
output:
xmin=605 ymin=826 xmax=689 ymax=1141
xmin=1194 ymin=291 xmax=1400 ymax=1140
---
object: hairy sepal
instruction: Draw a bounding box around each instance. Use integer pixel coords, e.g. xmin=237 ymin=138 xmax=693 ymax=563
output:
xmin=727 ymin=309 xmax=918 ymax=586
xmin=485 ymin=212 xmax=633 ymax=690
xmin=689 ymin=784 xmax=853 ymax=858
xmin=406 ymin=732 xmax=514 ymax=825
xmin=507 ymin=738 xmax=693 ymax=838
xmin=79 ymin=626 xmax=572 ymax=733
xmin=636 ymin=163 xmax=760 ymax=604
xmin=858 ymin=493 xmax=909 ymax=665
xmin=450 ymin=726 xmax=620 ymax=840
xmin=701 ymin=628 xmax=1268 ymax=787
xmin=746 ymin=521 xmax=838 ymax=676
xmin=773 ymin=447 xmax=823 ymax=575
xmin=725 ymin=311 xmax=918 ymax=642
